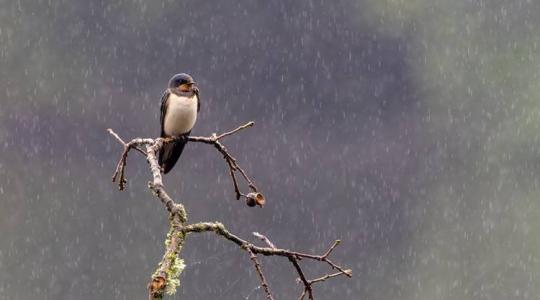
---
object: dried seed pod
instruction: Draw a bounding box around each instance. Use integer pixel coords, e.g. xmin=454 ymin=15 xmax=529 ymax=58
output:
xmin=246 ymin=197 xmax=256 ymax=207
xmin=246 ymin=192 xmax=265 ymax=207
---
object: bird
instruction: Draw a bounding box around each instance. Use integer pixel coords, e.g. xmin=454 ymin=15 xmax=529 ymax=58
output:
xmin=158 ymin=73 xmax=200 ymax=174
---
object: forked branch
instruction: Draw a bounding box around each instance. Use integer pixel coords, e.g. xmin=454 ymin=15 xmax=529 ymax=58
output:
xmin=183 ymin=223 xmax=352 ymax=300
xmin=107 ymin=121 xmax=351 ymax=299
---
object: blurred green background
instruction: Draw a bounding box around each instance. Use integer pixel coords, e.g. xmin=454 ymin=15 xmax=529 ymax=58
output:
xmin=1 ymin=0 xmax=539 ymax=299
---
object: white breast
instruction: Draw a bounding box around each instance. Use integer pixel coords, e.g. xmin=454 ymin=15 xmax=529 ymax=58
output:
xmin=163 ymin=93 xmax=198 ymax=136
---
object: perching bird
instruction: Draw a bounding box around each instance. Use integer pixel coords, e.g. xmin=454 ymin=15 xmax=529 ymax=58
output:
xmin=158 ymin=73 xmax=200 ymax=174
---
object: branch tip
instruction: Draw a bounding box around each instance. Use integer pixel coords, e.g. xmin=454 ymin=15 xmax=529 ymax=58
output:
xmin=108 ymin=121 xmax=349 ymax=299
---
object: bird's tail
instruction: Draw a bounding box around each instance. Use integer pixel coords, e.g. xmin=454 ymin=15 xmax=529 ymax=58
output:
xmin=159 ymin=138 xmax=188 ymax=174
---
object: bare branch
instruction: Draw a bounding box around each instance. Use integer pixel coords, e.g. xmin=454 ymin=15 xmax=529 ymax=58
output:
xmin=107 ymin=122 xmax=351 ymax=299
xmin=322 ymin=240 xmax=341 ymax=258
xmin=309 ymin=270 xmax=353 ymax=285
xmin=227 ymin=159 xmax=243 ymax=199
xmin=108 ymin=122 xmax=262 ymax=205
xmin=298 ymin=289 xmax=308 ymax=300
xmin=182 ymin=223 xmax=351 ymax=299
xmin=289 ymin=256 xmax=313 ymax=300
xmin=253 ymin=232 xmax=276 ymax=249
xmin=247 ymin=248 xmax=275 ymax=300
xmin=107 ymin=128 xmax=127 ymax=145
xmin=215 ymin=121 xmax=255 ymax=140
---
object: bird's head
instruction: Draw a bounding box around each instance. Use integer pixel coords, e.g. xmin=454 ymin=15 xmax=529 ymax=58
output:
xmin=168 ymin=73 xmax=197 ymax=94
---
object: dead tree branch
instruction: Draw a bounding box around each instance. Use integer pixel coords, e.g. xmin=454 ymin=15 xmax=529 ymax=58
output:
xmin=183 ymin=223 xmax=352 ymax=299
xmin=107 ymin=121 xmax=351 ymax=299
xmin=247 ymin=248 xmax=275 ymax=300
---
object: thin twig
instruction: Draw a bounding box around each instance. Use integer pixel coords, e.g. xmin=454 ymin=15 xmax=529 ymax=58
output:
xmin=253 ymin=232 xmax=276 ymax=249
xmin=228 ymin=160 xmax=243 ymax=199
xmin=289 ymin=256 xmax=313 ymax=300
xmin=322 ymin=240 xmax=341 ymax=258
xmin=216 ymin=121 xmax=255 ymax=140
xmin=211 ymin=139 xmax=259 ymax=193
xmin=187 ymin=121 xmax=259 ymax=195
xmin=107 ymin=128 xmax=126 ymax=145
xmin=107 ymin=128 xmax=147 ymax=156
xmin=309 ymin=270 xmax=353 ymax=285
xmin=247 ymin=248 xmax=275 ymax=300
xmin=298 ymin=289 xmax=307 ymax=300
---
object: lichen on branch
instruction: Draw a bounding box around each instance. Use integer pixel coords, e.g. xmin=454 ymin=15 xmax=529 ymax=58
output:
xmin=108 ymin=121 xmax=351 ymax=300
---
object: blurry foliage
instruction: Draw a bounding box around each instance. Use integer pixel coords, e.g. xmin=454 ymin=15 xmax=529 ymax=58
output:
xmin=361 ymin=1 xmax=540 ymax=299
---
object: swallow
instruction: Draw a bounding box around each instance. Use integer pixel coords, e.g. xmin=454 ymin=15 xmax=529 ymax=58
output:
xmin=158 ymin=73 xmax=200 ymax=174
